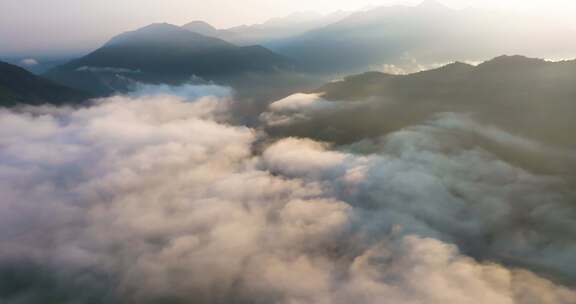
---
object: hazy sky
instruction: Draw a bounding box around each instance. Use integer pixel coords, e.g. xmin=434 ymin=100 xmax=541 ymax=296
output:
xmin=1 ymin=0 xmax=576 ymax=56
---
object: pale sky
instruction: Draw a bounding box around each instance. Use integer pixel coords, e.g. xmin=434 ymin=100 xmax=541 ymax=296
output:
xmin=1 ymin=0 xmax=575 ymax=56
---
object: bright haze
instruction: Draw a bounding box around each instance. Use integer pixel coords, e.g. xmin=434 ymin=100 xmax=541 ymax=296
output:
xmin=1 ymin=0 xmax=575 ymax=56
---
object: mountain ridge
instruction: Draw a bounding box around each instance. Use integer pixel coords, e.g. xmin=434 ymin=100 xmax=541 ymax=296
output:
xmin=267 ymin=55 xmax=576 ymax=150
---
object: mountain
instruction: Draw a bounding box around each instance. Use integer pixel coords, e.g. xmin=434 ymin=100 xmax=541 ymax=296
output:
xmin=0 ymin=61 xmax=88 ymax=106
xmin=266 ymin=55 xmax=576 ymax=151
xmin=270 ymin=1 xmax=576 ymax=74
xmin=181 ymin=21 xmax=225 ymax=38
xmin=417 ymin=0 xmax=448 ymax=10
xmin=227 ymin=11 xmax=350 ymax=46
xmin=44 ymin=23 xmax=296 ymax=96
xmin=182 ymin=12 xmax=350 ymax=46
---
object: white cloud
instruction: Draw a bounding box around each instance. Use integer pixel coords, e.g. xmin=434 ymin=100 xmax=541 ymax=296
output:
xmin=261 ymin=93 xmax=361 ymax=126
xmin=0 ymin=85 xmax=574 ymax=303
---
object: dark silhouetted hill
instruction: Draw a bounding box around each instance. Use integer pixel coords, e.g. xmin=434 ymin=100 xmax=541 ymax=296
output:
xmin=45 ymin=23 xmax=296 ymax=96
xmin=0 ymin=61 xmax=88 ymax=107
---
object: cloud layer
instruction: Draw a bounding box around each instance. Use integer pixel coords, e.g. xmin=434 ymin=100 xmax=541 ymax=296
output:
xmin=0 ymin=85 xmax=575 ymax=303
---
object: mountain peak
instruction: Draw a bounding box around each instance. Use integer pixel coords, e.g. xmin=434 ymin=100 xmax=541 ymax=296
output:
xmin=138 ymin=22 xmax=183 ymax=33
xmin=182 ymin=20 xmax=220 ymax=36
xmin=440 ymin=61 xmax=474 ymax=71
xmin=417 ymin=0 xmax=448 ymax=10
xmin=479 ymin=55 xmax=547 ymax=68
xmin=106 ymin=23 xmax=186 ymax=45
xmin=105 ymin=22 xmax=233 ymax=49
xmin=183 ymin=20 xmax=217 ymax=30
xmin=182 ymin=20 xmax=227 ymax=38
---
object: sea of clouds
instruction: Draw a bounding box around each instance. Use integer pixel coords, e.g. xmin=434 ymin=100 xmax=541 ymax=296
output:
xmin=0 ymin=84 xmax=575 ymax=304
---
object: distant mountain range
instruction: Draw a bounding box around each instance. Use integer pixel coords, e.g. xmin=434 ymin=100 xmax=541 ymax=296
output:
xmin=172 ymin=1 xmax=576 ymax=75
xmin=0 ymin=61 xmax=88 ymax=107
xmin=263 ymin=0 xmax=576 ymax=73
xmin=44 ymin=23 xmax=297 ymax=96
xmin=182 ymin=11 xmax=350 ymax=46
xmin=266 ymin=55 xmax=576 ymax=152
xmin=39 ymin=1 xmax=576 ymax=98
